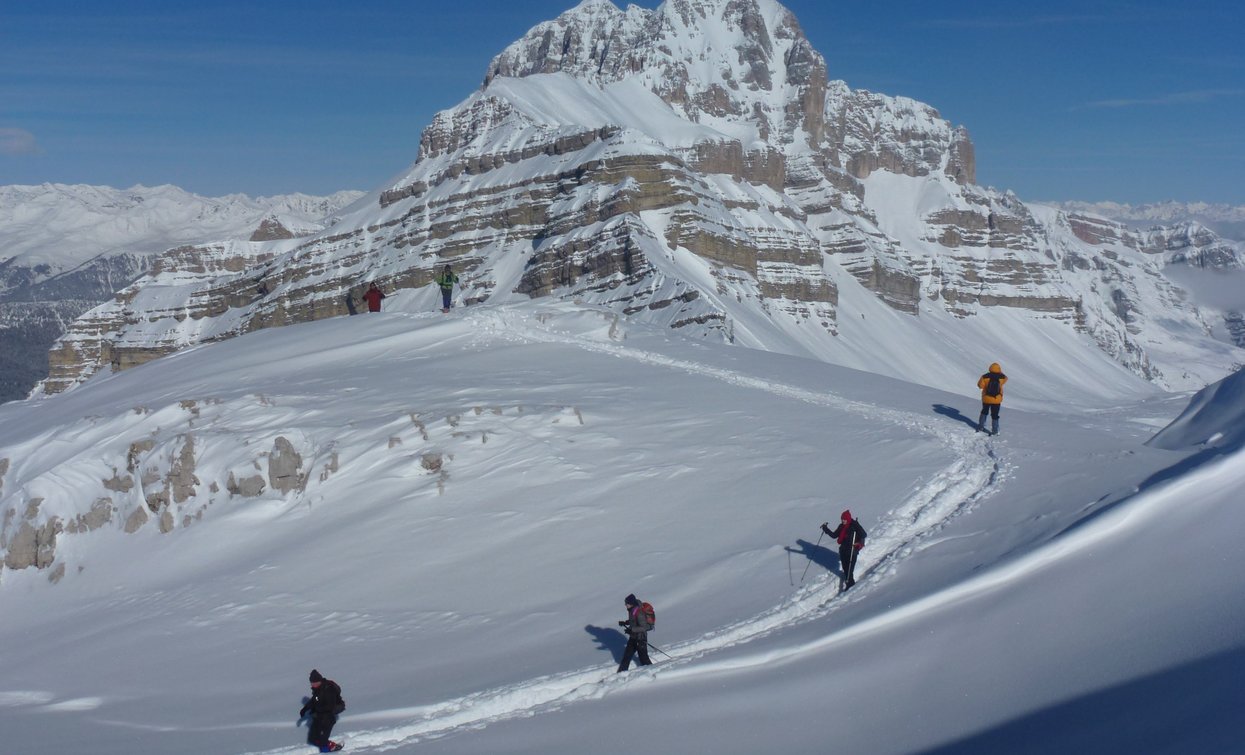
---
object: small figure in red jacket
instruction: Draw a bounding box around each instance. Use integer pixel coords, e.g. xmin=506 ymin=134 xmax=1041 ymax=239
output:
xmin=821 ymin=510 xmax=867 ymax=590
xmin=362 ymin=282 xmax=386 ymax=313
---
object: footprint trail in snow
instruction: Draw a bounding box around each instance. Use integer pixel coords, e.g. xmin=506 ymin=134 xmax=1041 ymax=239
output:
xmin=244 ymin=309 xmax=1009 ymax=753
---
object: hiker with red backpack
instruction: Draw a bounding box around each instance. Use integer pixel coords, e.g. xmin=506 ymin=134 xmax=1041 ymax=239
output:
xmin=976 ymin=362 xmax=1008 ymax=435
xmin=299 ymin=669 xmax=345 ymax=752
xmin=617 ymin=593 xmax=655 ymax=672
xmin=821 ymin=510 xmax=867 ymax=590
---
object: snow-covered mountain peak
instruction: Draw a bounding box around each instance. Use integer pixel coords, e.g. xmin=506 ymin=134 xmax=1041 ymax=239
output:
xmin=485 ymin=0 xmax=825 ymax=149
xmin=422 ymin=73 xmax=747 ymax=163
xmin=28 ymin=0 xmax=1245 ymax=403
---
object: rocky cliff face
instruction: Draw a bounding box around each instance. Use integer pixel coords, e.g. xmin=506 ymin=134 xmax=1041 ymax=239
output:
xmin=36 ymin=0 xmax=1243 ymax=396
xmin=0 ymin=254 xmax=152 ymax=403
xmin=1139 ymin=223 xmax=1242 ymax=270
xmin=0 ymin=186 xmax=362 ymax=402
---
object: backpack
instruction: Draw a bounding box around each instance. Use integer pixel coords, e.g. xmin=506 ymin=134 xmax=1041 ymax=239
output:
xmin=328 ymin=680 xmax=346 ymax=715
xmin=640 ymin=601 xmax=656 ymax=630
xmin=984 ymin=374 xmax=1001 ymax=398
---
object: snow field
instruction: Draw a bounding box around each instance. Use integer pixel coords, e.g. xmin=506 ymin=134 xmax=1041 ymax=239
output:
xmin=1 ymin=302 xmax=1242 ymax=754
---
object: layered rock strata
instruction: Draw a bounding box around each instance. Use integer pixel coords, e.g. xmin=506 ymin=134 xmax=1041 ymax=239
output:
xmin=35 ymin=0 xmax=1242 ymax=396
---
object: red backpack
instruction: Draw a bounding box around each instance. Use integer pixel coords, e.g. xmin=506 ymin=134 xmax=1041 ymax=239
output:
xmin=640 ymin=601 xmax=656 ymax=630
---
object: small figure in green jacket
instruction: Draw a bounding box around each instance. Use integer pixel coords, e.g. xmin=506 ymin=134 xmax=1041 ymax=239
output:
xmin=435 ymin=264 xmax=459 ymax=312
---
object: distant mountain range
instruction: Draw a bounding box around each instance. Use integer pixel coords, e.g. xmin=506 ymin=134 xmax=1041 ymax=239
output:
xmin=1046 ymin=200 xmax=1245 ymax=241
xmin=0 ymin=184 xmax=364 ymax=402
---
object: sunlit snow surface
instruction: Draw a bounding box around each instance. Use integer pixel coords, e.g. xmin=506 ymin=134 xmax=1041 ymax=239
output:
xmin=0 ymin=301 xmax=1242 ymax=754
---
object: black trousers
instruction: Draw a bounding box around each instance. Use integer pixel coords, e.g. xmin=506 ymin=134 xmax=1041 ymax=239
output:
xmin=308 ymin=714 xmax=337 ymax=748
xmin=619 ymin=632 xmax=652 ymax=671
xmin=978 ymin=402 xmax=1000 ymax=421
xmin=839 ymin=543 xmax=859 ymax=584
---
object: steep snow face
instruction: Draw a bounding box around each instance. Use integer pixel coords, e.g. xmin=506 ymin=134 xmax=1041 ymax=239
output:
xmin=484 ymin=0 xmax=970 ymax=182
xmin=424 ymin=74 xmax=736 ymax=157
xmin=1148 ymin=365 xmax=1245 ymax=450
xmin=486 ymin=0 xmax=828 ymax=150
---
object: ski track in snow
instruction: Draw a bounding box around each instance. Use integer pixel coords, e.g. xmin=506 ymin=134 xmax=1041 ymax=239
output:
xmin=243 ymin=309 xmax=1008 ymax=753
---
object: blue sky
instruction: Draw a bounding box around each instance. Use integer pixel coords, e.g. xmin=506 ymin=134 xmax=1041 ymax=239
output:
xmin=2 ymin=0 xmax=1242 ymax=204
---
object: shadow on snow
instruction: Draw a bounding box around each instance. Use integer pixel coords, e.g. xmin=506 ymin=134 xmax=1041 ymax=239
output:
xmin=584 ymin=624 xmax=628 ymax=663
xmin=933 ymin=403 xmax=980 ymax=430
xmin=916 ymin=645 xmax=1245 ymax=755
xmin=786 ymin=538 xmax=841 ymax=581
xmin=1061 ymin=444 xmax=1236 ymax=539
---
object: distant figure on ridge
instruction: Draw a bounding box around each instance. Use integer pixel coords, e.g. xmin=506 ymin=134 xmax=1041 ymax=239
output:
xmin=976 ymin=362 xmax=1008 ymax=435
xmin=821 ymin=510 xmax=866 ymax=590
xmin=299 ymin=669 xmax=345 ymax=752
xmin=435 ymin=264 xmax=459 ymax=313
xmin=617 ymin=593 xmax=655 ymax=672
xmin=362 ymin=282 xmax=386 ymax=313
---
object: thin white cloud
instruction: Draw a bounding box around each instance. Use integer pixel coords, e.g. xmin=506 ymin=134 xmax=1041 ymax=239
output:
xmin=1087 ymin=89 xmax=1245 ymax=108
xmin=921 ymin=14 xmax=1109 ymax=29
xmin=0 ymin=127 xmax=41 ymax=156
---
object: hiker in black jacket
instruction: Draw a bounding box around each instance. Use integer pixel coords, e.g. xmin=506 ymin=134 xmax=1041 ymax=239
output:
xmin=300 ymin=669 xmax=345 ymax=752
xmin=821 ymin=510 xmax=867 ymax=589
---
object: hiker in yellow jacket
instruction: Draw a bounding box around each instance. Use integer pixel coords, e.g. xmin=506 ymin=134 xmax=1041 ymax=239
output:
xmin=976 ymin=362 xmax=1008 ymax=435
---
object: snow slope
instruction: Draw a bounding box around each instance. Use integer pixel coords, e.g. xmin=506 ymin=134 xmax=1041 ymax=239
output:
xmin=1148 ymin=365 xmax=1245 ymax=451
xmin=0 ymin=296 xmax=1241 ymax=754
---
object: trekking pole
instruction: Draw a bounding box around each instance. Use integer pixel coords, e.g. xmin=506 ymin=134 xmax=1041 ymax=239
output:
xmin=799 ymin=528 xmax=826 ymax=583
xmin=846 ymin=529 xmax=859 ymax=587
xmin=646 ymin=640 xmax=674 ymax=659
